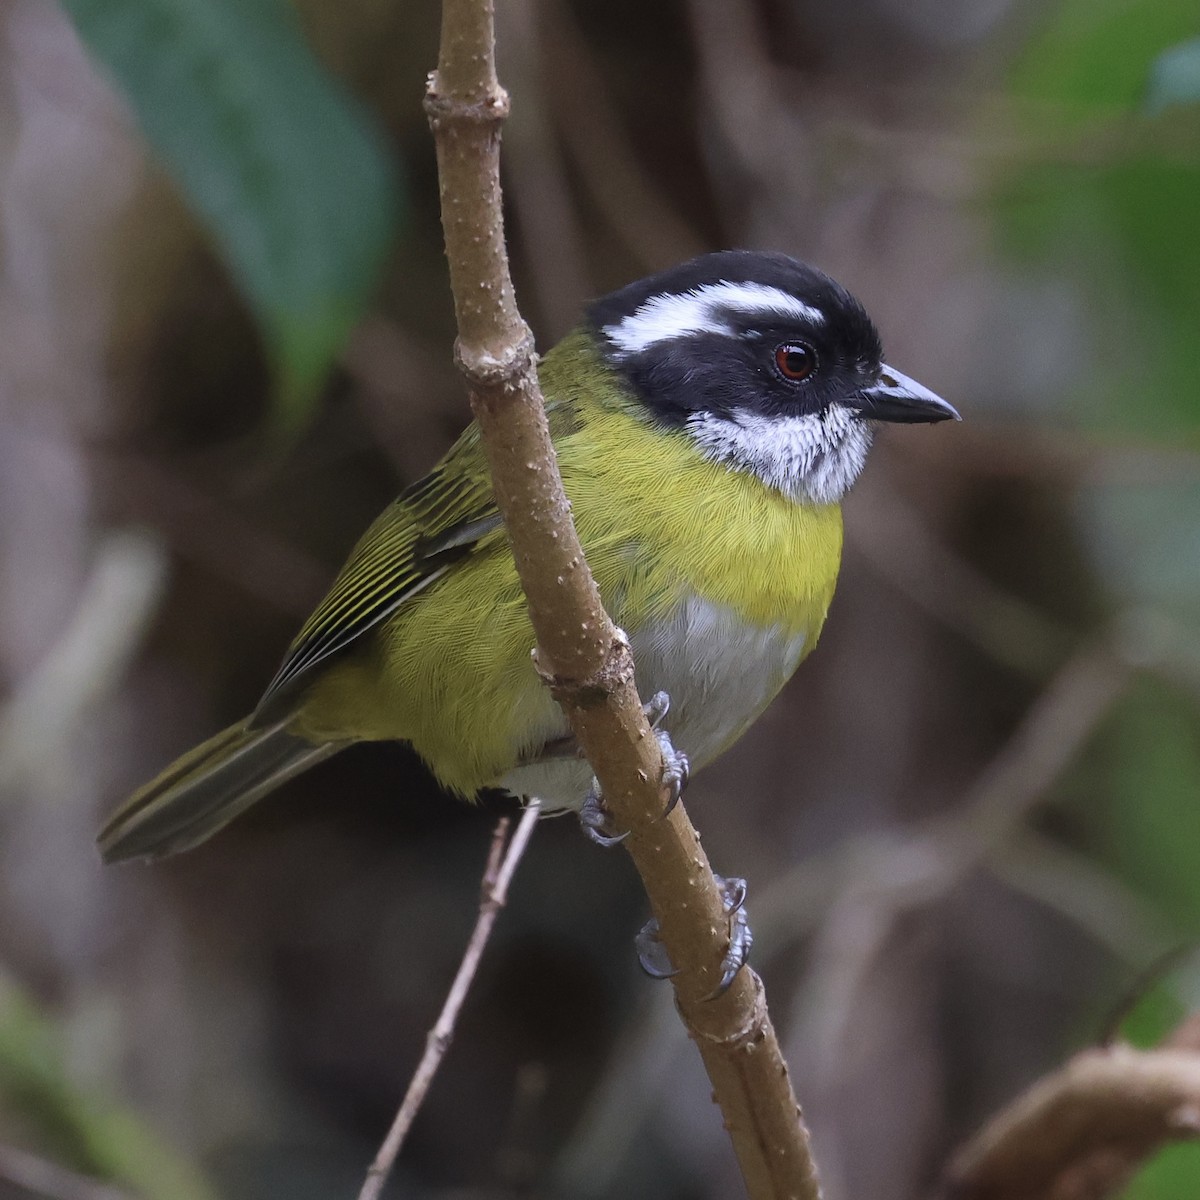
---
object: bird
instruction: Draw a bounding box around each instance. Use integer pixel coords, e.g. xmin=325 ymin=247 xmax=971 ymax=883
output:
xmin=99 ymin=250 xmax=958 ymax=865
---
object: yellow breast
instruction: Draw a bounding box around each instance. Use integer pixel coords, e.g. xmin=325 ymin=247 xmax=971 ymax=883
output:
xmin=573 ymin=424 xmax=842 ymax=629
xmin=547 ymin=348 xmax=844 ymax=638
xmin=297 ymin=339 xmax=844 ymax=797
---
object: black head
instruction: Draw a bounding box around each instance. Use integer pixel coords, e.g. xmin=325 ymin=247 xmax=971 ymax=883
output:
xmin=585 ymin=251 xmax=957 ymax=504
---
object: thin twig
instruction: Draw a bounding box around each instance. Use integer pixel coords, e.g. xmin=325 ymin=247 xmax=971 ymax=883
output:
xmin=358 ymin=804 xmax=540 ymax=1200
xmin=423 ymin=3 xmax=822 ymax=1197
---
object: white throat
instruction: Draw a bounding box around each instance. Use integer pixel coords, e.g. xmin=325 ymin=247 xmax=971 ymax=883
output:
xmin=684 ymin=404 xmax=873 ymax=505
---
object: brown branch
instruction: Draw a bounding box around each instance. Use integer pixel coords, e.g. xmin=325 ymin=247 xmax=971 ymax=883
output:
xmin=423 ymin=3 xmax=820 ymax=1197
xmin=941 ymin=1042 xmax=1200 ymax=1200
xmin=358 ymin=804 xmax=540 ymax=1200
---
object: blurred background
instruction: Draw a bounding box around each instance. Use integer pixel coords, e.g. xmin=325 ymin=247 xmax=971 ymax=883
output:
xmin=0 ymin=0 xmax=1198 ymax=1196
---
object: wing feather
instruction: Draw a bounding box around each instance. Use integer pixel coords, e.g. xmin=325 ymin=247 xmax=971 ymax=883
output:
xmin=251 ymin=453 xmax=501 ymax=723
xmin=250 ymin=387 xmax=579 ymax=725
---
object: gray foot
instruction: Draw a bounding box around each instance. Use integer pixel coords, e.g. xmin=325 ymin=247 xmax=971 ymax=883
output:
xmin=656 ymin=726 xmax=690 ymax=820
xmin=579 ymin=784 xmax=628 ymax=847
xmin=642 ymin=691 xmax=690 ymax=819
xmin=635 ymin=875 xmax=753 ymax=997
xmin=576 ymin=691 xmax=689 ymax=846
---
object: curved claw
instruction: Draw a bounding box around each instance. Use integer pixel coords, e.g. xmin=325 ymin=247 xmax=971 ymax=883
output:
xmin=584 ymin=823 xmax=629 ymax=848
xmin=643 ymin=691 xmax=671 ymax=729
xmin=655 ymin=728 xmax=690 ymax=821
xmin=632 ymin=876 xmax=754 ymax=995
xmin=722 ymin=875 xmax=747 ymax=913
xmin=635 ymin=918 xmax=679 ymax=979
xmin=703 ymin=875 xmax=754 ymax=1001
xmin=578 ymin=783 xmax=629 ymax=847
xmin=579 ymin=689 xmax=689 ymax=837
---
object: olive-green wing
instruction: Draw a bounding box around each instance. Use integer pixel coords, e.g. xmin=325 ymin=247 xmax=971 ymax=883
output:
xmin=251 ymin=452 xmax=502 ymax=724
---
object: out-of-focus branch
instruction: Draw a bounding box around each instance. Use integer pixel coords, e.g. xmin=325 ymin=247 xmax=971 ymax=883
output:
xmin=775 ymin=643 xmax=1131 ymax=1091
xmin=106 ymin=455 xmax=327 ymax=616
xmin=550 ymin=985 xmax=680 ymax=1196
xmin=0 ymin=530 xmax=167 ymax=795
xmin=755 ymin=641 xmax=1131 ymax=962
xmin=497 ymin=0 xmax=591 ymax=341
xmin=422 ymin=3 xmax=820 ymax=1196
xmin=989 ymin=831 xmax=1175 ymax=968
xmin=341 ymin=314 xmax=461 ymax=479
xmin=685 ymin=0 xmax=817 ymax=245
xmin=359 ymin=805 xmax=540 ymax=1200
xmin=1164 ymin=1014 xmax=1200 ymax=1054
xmin=0 ymin=1143 xmax=133 ymax=1200
xmin=848 ymin=477 xmax=1072 ymax=678
xmin=940 ymin=1042 xmax=1200 ymax=1200
xmin=541 ymin=0 xmax=705 ymax=271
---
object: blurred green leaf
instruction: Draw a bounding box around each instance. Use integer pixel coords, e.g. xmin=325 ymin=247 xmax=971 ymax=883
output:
xmin=1121 ymin=1143 xmax=1200 ymax=1199
xmin=1077 ymin=471 xmax=1200 ymax=867
xmin=999 ymin=157 xmax=1200 ymax=437
xmin=1147 ymin=38 xmax=1200 ymax=114
xmin=1088 ymin=677 xmax=1200 ymax=932
xmin=1012 ymin=0 xmax=1198 ymax=113
xmin=1080 ymin=480 xmax=1200 ymax=626
xmin=61 ymin=0 xmax=403 ymax=426
xmin=996 ymin=0 xmax=1200 ymax=438
xmin=1118 ymin=978 xmax=1187 ymax=1050
xmin=0 ymin=974 xmax=219 ymax=1200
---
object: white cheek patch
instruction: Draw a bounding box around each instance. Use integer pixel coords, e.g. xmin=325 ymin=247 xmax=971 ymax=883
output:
xmin=603 ymin=282 xmax=824 ymax=358
xmin=685 ymin=404 xmax=873 ymax=505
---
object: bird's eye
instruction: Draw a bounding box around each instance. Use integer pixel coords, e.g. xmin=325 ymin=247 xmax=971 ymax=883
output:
xmin=774 ymin=342 xmax=816 ymax=382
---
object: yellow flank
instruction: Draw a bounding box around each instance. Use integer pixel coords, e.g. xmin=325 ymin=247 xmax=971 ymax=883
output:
xmin=294 ymin=332 xmax=844 ymax=796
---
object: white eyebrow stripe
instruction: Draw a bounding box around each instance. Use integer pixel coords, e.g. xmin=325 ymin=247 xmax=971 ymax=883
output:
xmin=602 ymin=281 xmax=824 ymax=358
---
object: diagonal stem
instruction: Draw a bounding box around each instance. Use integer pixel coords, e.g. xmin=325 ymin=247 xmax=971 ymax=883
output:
xmin=422 ymin=1 xmax=824 ymax=1196
xmin=358 ymin=802 xmax=540 ymax=1200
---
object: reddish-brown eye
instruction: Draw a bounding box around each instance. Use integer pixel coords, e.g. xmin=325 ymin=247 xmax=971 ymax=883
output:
xmin=774 ymin=343 xmax=816 ymax=382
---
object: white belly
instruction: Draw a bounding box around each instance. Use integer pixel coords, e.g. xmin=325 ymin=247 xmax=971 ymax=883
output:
xmin=499 ymin=596 xmax=808 ymax=810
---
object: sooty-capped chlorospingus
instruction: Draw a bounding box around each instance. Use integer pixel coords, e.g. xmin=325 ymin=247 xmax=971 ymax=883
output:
xmin=99 ymin=250 xmax=958 ymax=867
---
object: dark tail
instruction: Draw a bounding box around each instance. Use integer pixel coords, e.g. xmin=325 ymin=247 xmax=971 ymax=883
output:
xmin=99 ymin=720 xmax=346 ymax=863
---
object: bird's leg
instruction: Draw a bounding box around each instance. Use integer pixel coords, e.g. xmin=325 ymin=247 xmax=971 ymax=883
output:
xmin=642 ymin=691 xmax=690 ymax=819
xmin=642 ymin=689 xmax=671 ymax=727
xmin=577 ymin=691 xmax=690 ymax=846
xmin=706 ymin=876 xmax=753 ymax=999
xmin=578 ymin=785 xmax=628 ymax=847
xmin=635 ymin=875 xmax=753 ymax=997
xmin=656 ymin=726 xmax=689 ymax=820
xmin=633 ymin=916 xmax=677 ymax=979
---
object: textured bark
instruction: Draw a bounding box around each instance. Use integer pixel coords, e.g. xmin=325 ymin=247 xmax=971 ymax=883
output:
xmin=423 ymin=2 xmax=821 ymax=1196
